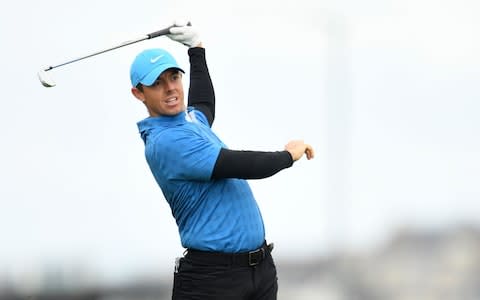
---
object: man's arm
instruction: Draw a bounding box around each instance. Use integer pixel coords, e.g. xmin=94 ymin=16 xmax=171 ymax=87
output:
xmin=211 ymin=140 xmax=314 ymax=180
xmin=166 ymin=22 xmax=215 ymax=126
xmin=188 ymin=47 xmax=215 ymax=126
xmin=211 ymin=149 xmax=293 ymax=179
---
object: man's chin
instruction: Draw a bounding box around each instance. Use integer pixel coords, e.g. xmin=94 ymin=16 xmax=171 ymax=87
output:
xmin=150 ymin=105 xmax=185 ymax=117
xmin=165 ymin=107 xmax=186 ymax=116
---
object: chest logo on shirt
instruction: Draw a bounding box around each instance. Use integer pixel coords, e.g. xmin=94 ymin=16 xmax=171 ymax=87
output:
xmin=185 ymin=111 xmax=198 ymax=123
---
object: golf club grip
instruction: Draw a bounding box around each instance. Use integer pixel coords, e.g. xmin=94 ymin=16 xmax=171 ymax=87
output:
xmin=147 ymin=22 xmax=192 ymax=39
xmin=148 ymin=27 xmax=171 ymax=38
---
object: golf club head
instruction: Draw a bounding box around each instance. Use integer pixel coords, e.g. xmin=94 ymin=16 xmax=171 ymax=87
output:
xmin=38 ymin=70 xmax=56 ymax=88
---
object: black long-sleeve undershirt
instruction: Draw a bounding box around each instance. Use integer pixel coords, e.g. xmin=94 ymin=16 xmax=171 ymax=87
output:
xmin=187 ymin=48 xmax=293 ymax=180
xmin=188 ymin=47 xmax=215 ymax=126
xmin=211 ymin=149 xmax=294 ymax=180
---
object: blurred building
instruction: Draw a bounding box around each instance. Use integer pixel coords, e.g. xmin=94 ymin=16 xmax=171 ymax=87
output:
xmin=2 ymin=225 xmax=480 ymax=300
xmin=279 ymin=225 xmax=480 ymax=300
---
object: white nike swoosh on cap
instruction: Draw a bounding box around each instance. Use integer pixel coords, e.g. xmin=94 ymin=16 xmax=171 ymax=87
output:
xmin=150 ymin=55 xmax=164 ymax=63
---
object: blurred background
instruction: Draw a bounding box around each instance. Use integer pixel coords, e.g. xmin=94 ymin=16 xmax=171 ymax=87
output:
xmin=1 ymin=0 xmax=479 ymax=299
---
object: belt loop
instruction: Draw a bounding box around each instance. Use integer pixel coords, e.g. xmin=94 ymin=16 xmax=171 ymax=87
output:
xmin=267 ymin=243 xmax=274 ymax=253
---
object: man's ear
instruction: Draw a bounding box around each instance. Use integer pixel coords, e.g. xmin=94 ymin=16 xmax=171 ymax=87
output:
xmin=131 ymin=87 xmax=145 ymax=102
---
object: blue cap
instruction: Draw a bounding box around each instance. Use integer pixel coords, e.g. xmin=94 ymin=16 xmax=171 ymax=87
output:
xmin=130 ymin=48 xmax=184 ymax=87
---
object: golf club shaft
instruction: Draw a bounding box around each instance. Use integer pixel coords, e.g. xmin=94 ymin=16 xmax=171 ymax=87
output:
xmin=44 ymin=26 xmax=173 ymax=71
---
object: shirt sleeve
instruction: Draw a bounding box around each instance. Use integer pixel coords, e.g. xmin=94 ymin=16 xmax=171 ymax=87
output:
xmin=211 ymin=148 xmax=294 ymax=180
xmin=152 ymin=129 xmax=222 ymax=181
xmin=187 ymin=47 xmax=215 ymax=126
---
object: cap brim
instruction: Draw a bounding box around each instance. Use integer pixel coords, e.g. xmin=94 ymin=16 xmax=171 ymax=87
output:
xmin=140 ymin=64 xmax=185 ymax=86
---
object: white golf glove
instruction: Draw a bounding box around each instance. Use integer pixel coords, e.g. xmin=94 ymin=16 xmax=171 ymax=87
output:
xmin=167 ymin=20 xmax=201 ymax=48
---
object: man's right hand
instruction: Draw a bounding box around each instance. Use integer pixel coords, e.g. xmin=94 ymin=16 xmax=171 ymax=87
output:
xmin=285 ymin=140 xmax=315 ymax=162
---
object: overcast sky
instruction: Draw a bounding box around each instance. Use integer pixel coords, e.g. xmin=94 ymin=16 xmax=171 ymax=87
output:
xmin=1 ymin=0 xmax=479 ymax=286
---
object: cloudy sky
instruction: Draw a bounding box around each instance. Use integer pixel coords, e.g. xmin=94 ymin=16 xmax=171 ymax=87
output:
xmin=1 ymin=0 xmax=479 ymax=285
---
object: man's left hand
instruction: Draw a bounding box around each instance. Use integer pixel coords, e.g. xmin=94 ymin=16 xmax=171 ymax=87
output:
xmin=167 ymin=20 xmax=202 ymax=48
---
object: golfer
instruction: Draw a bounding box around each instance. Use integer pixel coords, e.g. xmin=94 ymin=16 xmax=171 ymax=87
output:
xmin=130 ymin=21 xmax=314 ymax=300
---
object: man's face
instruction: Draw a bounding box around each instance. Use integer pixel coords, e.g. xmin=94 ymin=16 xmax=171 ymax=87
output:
xmin=132 ymin=69 xmax=185 ymax=117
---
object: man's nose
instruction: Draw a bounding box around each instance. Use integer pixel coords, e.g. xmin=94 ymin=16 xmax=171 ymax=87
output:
xmin=164 ymin=79 xmax=175 ymax=91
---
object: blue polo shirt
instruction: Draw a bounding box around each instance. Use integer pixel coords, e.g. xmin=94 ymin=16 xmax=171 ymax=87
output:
xmin=137 ymin=108 xmax=265 ymax=252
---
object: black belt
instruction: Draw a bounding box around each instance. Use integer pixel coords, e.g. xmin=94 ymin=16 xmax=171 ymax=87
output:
xmin=185 ymin=242 xmax=274 ymax=267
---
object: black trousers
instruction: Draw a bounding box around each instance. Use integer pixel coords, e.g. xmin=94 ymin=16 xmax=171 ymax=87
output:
xmin=172 ymin=243 xmax=278 ymax=300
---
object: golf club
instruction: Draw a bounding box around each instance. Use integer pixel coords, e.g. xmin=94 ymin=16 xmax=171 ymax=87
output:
xmin=38 ymin=23 xmax=189 ymax=88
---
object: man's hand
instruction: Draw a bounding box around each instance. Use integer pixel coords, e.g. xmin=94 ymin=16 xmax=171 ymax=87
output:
xmin=167 ymin=20 xmax=202 ymax=48
xmin=285 ymin=140 xmax=315 ymax=162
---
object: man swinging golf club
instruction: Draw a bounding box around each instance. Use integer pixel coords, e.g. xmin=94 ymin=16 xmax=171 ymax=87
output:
xmin=130 ymin=20 xmax=314 ymax=300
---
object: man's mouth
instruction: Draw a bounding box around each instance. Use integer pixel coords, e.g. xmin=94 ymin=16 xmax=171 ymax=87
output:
xmin=165 ymin=97 xmax=178 ymax=105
